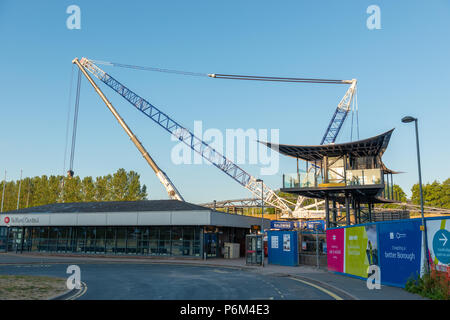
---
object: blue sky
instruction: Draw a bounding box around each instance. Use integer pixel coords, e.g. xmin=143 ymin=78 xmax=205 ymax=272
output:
xmin=0 ymin=0 xmax=449 ymax=203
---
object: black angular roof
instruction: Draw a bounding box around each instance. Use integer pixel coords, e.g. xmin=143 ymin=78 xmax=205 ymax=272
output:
xmin=4 ymin=200 xmax=210 ymax=214
xmin=260 ymin=129 xmax=394 ymax=162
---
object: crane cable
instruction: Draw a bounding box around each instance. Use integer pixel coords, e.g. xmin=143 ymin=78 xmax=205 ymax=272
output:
xmin=91 ymin=59 xmax=208 ymax=77
xmin=350 ymin=86 xmax=359 ymax=142
xmin=68 ymin=69 xmax=82 ymax=178
xmin=63 ymin=65 xmax=75 ymax=177
xmin=91 ymin=59 xmax=351 ymax=84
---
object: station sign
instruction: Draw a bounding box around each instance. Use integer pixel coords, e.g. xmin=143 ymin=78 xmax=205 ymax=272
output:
xmin=270 ymin=221 xmax=295 ymax=230
xmin=299 ymin=220 xmax=325 ymax=231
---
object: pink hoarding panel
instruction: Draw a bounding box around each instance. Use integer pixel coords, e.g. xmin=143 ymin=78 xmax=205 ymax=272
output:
xmin=327 ymin=228 xmax=345 ymax=273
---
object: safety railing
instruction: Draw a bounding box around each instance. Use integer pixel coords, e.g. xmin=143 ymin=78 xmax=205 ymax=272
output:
xmin=282 ymin=169 xmax=383 ymax=189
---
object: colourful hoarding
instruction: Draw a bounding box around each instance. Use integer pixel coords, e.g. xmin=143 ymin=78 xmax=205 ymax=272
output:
xmin=378 ymin=219 xmax=423 ymax=287
xmin=426 ymin=218 xmax=450 ymax=273
xmin=344 ymin=225 xmax=378 ymax=278
xmin=326 ymin=228 xmax=344 ymax=273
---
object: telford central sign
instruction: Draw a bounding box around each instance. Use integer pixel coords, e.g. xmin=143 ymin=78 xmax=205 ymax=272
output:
xmin=2 ymin=216 xmax=41 ymax=226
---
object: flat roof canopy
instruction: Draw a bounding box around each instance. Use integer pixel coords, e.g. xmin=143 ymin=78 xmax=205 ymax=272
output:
xmin=1 ymin=200 xmax=270 ymax=229
xmin=6 ymin=200 xmax=209 ymax=214
xmin=260 ymin=129 xmax=394 ymax=162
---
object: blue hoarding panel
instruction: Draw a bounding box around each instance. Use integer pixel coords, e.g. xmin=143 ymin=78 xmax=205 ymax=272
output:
xmin=378 ymin=219 xmax=422 ymax=287
xmin=268 ymin=230 xmax=298 ymax=266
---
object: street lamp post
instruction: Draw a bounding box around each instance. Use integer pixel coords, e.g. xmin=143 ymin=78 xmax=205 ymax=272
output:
xmin=256 ymin=179 xmax=264 ymax=267
xmin=401 ymin=116 xmax=429 ymax=273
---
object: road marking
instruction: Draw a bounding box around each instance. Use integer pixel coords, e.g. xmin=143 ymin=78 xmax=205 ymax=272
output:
xmin=262 ymin=279 xmax=285 ymax=299
xmin=213 ymin=269 xmax=230 ymax=274
xmin=66 ymin=281 xmax=88 ymax=300
xmin=288 ymin=277 xmax=343 ymax=300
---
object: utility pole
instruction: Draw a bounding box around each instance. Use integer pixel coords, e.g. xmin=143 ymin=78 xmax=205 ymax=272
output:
xmin=256 ymin=178 xmax=264 ymax=267
xmin=16 ymin=169 xmax=23 ymax=210
xmin=1 ymin=170 xmax=6 ymax=213
xmin=402 ymin=116 xmax=429 ymax=273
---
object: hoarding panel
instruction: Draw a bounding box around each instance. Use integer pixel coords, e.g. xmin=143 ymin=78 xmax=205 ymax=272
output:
xmin=326 ymin=228 xmax=345 ymax=273
xmin=378 ymin=220 xmax=422 ymax=287
xmin=345 ymin=225 xmax=378 ymax=278
xmin=426 ymin=218 xmax=450 ymax=273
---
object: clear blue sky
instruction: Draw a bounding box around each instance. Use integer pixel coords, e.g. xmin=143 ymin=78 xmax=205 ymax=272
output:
xmin=0 ymin=0 xmax=449 ymax=203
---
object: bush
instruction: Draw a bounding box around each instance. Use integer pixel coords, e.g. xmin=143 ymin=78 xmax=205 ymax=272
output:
xmin=405 ymin=270 xmax=450 ymax=300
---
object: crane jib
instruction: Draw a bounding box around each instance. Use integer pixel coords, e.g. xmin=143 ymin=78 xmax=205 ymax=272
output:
xmin=78 ymin=58 xmax=358 ymax=216
xmin=99 ymin=71 xmax=253 ymax=188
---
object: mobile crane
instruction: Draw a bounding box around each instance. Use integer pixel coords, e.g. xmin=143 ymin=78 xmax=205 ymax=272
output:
xmin=73 ymin=57 xmax=357 ymax=218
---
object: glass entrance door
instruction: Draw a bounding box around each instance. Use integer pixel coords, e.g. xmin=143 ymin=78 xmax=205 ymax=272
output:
xmin=7 ymin=227 xmax=23 ymax=253
xmin=0 ymin=227 xmax=7 ymax=252
xmin=204 ymin=233 xmax=218 ymax=258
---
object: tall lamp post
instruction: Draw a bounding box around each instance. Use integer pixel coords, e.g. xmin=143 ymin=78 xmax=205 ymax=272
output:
xmin=256 ymin=179 xmax=264 ymax=267
xmin=401 ymin=116 xmax=429 ymax=273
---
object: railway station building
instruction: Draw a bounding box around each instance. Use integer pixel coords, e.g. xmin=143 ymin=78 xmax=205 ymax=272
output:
xmin=0 ymin=200 xmax=270 ymax=258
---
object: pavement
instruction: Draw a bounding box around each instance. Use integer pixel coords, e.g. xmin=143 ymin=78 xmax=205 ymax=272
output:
xmin=0 ymin=252 xmax=426 ymax=300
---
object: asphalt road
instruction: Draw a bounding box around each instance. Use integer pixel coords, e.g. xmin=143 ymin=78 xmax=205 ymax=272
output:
xmin=0 ymin=263 xmax=336 ymax=300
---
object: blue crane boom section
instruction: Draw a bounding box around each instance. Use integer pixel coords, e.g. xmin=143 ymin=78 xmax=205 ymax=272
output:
xmin=97 ymin=71 xmax=253 ymax=187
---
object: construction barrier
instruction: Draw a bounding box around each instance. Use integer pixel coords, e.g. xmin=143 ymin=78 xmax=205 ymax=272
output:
xmin=326 ymin=216 xmax=450 ymax=288
xmin=267 ymin=230 xmax=299 ymax=267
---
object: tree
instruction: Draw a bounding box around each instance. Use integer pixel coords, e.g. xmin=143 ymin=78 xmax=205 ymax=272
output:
xmin=392 ymin=184 xmax=407 ymax=202
xmin=0 ymin=169 xmax=148 ymax=211
xmin=94 ymin=175 xmax=111 ymax=201
xmin=62 ymin=176 xmax=83 ymax=203
xmin=81 ymin=176 xmax=96 ymax=202
xmin=125 ymin=170 xmax=147 ymax=201
xmin=110 ymin=169 xmax=129 ymax=201
xmin=411 ymin=179 xmax=450 ymax=209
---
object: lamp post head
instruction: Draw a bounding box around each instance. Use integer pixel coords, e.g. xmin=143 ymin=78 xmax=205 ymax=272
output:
xmin=401 ymin=116 xmax=417 ymax=123
xmin=256 ymin=179 xmax=263 ymax=183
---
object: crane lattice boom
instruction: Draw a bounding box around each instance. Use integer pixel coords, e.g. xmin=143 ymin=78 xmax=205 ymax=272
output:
xmin=79 ymin=57 xmax=293 ymax=214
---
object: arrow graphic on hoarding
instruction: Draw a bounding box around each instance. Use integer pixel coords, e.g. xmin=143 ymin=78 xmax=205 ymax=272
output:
xmin=439 ymin=233 xmax=448 ymax=246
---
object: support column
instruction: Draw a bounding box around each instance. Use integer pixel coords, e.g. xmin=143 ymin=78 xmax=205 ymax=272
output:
xmin=323 ymin=156 xmax=328 ymax=184
xmin=345 ymin=193 xmax=350 ymax=226
xmin=353 ymin=199 xmax=358 ymax=225
xmin=332 ymin=199 xmax=337 ymax=227
xmin=368 ymin=202 xmax=372 ymax=222
xmin=390 ymin=174 xmax=394 ymax=200
xmin=20 ymin=227 xmax=25 ymax=253
xmin=325 ymin=194 xmax=330 ymax=229
xmin=357 ymin=202 xmax=361 ymax=224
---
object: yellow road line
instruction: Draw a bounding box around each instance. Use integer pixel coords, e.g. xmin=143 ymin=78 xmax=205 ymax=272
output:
xmin=67 ymin=281 xmax=88 ymax=300
xmin=288 ymin=277 xmax=344 ymax=300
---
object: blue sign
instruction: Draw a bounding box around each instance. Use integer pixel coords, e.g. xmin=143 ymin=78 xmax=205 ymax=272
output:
xmin=378 ymin=220 xmax=423 ymax=287
xmin=270 ymin=221 xmax=295 ymax=230
xmin=300 ymin=220 xmax=325 ymax=231
xmin=432 ymin=229 xmax=450 ymax=264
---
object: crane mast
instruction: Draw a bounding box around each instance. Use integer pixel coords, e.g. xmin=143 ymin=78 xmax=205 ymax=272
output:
xmin=72 ymin=58 xmax=184 ymax=202
xmin=321 ymin=79 xmax=357 ymax=144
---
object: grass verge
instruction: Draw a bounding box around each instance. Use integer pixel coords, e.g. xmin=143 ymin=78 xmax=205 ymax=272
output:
xmin=0 ymin=275 xmax=67 ymax=300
